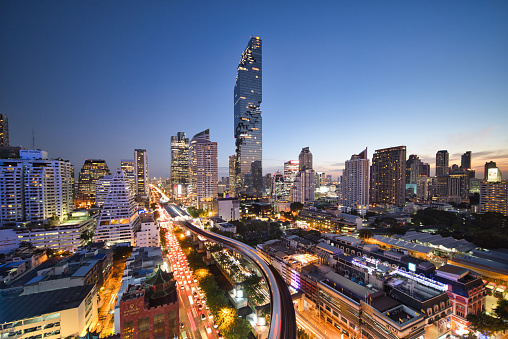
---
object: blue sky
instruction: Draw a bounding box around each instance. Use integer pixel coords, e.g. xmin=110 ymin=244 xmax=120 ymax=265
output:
xmin=1 ymin=0 xmax=507 ymax=179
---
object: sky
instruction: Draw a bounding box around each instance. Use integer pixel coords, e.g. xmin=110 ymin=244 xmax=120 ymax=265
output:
xmin=1 ymin=0 xmax=507 ymax=180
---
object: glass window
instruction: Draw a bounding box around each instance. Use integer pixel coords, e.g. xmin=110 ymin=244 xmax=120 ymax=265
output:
xmin=154 ymin=313 xmax=165 ymax=339
xmin=123 ymin=321 xmax=134 ymax=339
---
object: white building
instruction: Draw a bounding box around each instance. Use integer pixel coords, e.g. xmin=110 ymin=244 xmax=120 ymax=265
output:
xmin=94 ymin=169 xmax=140 ymax=246
xmin=0 ymin=151 xmax=73 ymax=226
xmin=136 ymin=213 xmax=160 ymax=247
xmin=213 ymin=198 xmax=240 ymax=221
xmin=341 ymin=148 xmax=370 ymax=216
xmin=0 ymin=211 xmax=98 ymax=252
xmin=95 ymin=174 xmax=114 ymax=207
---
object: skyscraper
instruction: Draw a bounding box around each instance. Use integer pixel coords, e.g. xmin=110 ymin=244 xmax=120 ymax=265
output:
xmin=228 ymin=155 xmax=236 ymax=197
xmin=461 ymin=151 xmax=472 ymax=170
xmin=484 ymin=161 xmax=497 ymax=181
xmin=292 ymin=147 xmax=315 ymax=204
xmin=0 ymin=114 xmax=8 ymax=147
xmin=436 ymin=150 xmax=449 ymax=176
xmin=134 ymin=149 xmax=148 ymax=196
xmin=283 ymin=160 xmax=299 ymax=200
xmin=120 ymin=159 xmax=136 ymax=192
xmin=342 ymin=148 xmax=370 ymax=215
xmin=76 ymin=159 xmax=111 ymax=208
xmin=189 ymin=129 xmax=218 ymax=209
xmin=170 ymin=132 xmax=189 ymax=198
xmin=299 ymin=147 xmax=313 ymax=172
xmin=370 ymin=146 xmax=407 ymax=206
xmin=234 ymin=37 xmax=262 ymax=198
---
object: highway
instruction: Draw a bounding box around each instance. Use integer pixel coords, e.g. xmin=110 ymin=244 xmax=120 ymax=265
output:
xmin=171 ymin=213 xmax=296 ymax=339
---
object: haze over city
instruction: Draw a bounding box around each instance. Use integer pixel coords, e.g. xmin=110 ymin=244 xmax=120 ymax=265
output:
xmin=1 ymin=0 xmax=507 ymax=178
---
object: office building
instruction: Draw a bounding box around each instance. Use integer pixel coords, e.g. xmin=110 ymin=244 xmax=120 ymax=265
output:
xmin=461 ymin=151 xmax=472 ymax=170
xmin=284 ymin=160 xmax=299 ymax=200
xmin=189 ymin=129 xmax=218 ymax=209
xmin=0 ymin=114 xmax=8 ymax=147
xmin=292 ymin=147 xmax=315 ymax=204
xmin=299 ymin=147 xmax=313 ymax=172
xmin=0 ymin=150 xmax=73 ymax=226
xmin=170 ymin=132 xmax=189 ymax=198
xmin=406 ymin=154 xmax=427 ymax=184
xmin=228 ymin=155 xmax=237 ymax=197
xmin=436 ymin=150 xmax=449 ymax=176
xmin=94 ymin=174 xmax=114 ymax=207
xmin=134 ymin=149 xmax=149 ymax=196
xmin=76 ymin=159 xmax=110 ymax=208
xmin=120 ymin=159 xmax=136 ymax=192
xmin=342 ymin=148 xmax=369 ymax=215
xmin=234 ymin=37 xmax=262 ymax=198
xmin=370 ymin=146 xmax=407 ymax=206
xmin=271 ymin=171 xmax=285 ymax=201
xmin=94 ymin=169 xmax=140 ymax=246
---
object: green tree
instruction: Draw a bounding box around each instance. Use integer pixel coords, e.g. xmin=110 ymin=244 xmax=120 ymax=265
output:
xmin=79 ymin=230 xmax=95 ymax=244
xmin=467 ymin=312 xmax=506 ymax=336
xmin=290 ymin=202 xmax=304 ymax=213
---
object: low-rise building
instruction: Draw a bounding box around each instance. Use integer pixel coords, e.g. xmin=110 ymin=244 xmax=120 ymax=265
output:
xmin=137 ymin=213 xmax=160 ymax=248
xmin=212 ymin=197 xmax=240 ymax=221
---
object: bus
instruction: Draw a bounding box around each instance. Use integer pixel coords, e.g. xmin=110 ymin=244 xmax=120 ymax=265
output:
xmin=494 ymin=285 xmax=506 ymax=299
xmin=486 ymin=282 xmax=496 ymax=295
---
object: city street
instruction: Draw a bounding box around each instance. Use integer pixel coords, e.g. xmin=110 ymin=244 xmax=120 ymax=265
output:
xmin=97 ymin=259 xmax=126 ymax=337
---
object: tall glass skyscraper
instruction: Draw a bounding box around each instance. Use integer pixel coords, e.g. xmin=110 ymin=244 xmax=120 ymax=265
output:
xmin=234 ymin=37 xmax=262 ymax=198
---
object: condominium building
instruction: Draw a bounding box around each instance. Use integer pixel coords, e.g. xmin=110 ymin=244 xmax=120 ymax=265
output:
xmin=461 ymin=151 xmax=472 ymax=170
xmin=370 ymin=146 xmax=407 ymax=206
xmin=189 ymin=129 xmax=218 ymax=209
xmin=228 ymin=155 xmax=237 ymax=197
xmin=436 ymin=150 xmax=449 ymax=176
xmin=94 ymin=174 xmax=114 ymax=207
xmin=94 ymin=169 xmax=140 ymax=246
xmin=0 ymin=150 xmax=73 ymax=226
xmin=170 ymin=132 xmax=189 ymax=198
xmin=283 ymin=160 xmax=299 ymax=200
xmin=134 ymin=149 xmax=149 ymax=196
xmin=479 ymin=180 xmax=507 ymax=216
xmin=137 ymin=213 xmax=160 ymax=248
xmin=342 ymin=148 xmax=369 ymax=215
xmin=76 ymin=159 xmax=110 ymax=208
xmin=0 ymin=114 xmax=8 ymax=146
xmin=120 ymin=159 xmax=136 ymax=192
xmin=234 ymin=37 xmax=263 ymax=198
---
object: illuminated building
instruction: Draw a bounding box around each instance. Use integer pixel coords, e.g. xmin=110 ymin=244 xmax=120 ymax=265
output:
xmin=119 ymin=268 xmax=179 ymax=339
xmin=342 ymin=148 xmax=369 ymax=215
xmin=94 ymin=169 xmax=140 ymax=246
xmin=406 ymin=154 xmax=429 ymax=184
xmin=0 ymin=150 xmax=73 ymax=226
xmin=0 ymin=114 xmax=8 ymax=146
xmin=228 ymin=154 xmax=236 ymax=197
xmin=134 ymin=149 xmax=149 ymax=196
xmin=370 ymin=146 xmax=407 ymax=206
xmin=0 ymin=285 xmax=98 ymax=339
xmin=121 ymin=159 xmax=136 ymax=192
xmin=94 ymin=174 xmax=113 ymax=207
xmin=479 ymin=166 xmax=507 ymax=216
xmin=436 ymin=150 xmax=449 ymax=176
xmin=460 ymin=151 xmax=471 ymax=170
xmin=290 ymin=147 xmax=315 ymax=204
xmin=484 ymin=161 xmax=498 ymax=181
xmin=170 ymin=132 xmax=189 ymax=198
xmin=212 ymin=197 xmax=240 ymax=221
xmin=189 ymin=129 xmax=218 ymax=209
xmin=283 ymin=160 xmax=299 ymax=200
xmin=76 ymin=159 xmax=110 ymax=208
xmin=271 ymin=171 xmax=285 ymax=201
xmin=137 ymin=213 xmax=160 ymax=248
xmin=234 ymin=37 xmax=262 ymax=198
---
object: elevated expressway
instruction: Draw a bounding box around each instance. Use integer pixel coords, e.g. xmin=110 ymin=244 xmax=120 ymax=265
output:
xmin=166 ymin=205 xmax=296 ymax=339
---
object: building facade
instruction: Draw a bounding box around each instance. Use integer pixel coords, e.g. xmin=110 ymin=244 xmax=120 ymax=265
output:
xmin=0 ymin=114 xmax=8 ymax=147
xmin=436 ymin=150 xmax=449 ymax=176
xmin=189 ymin=129 xmax=218 ymax=209
xmin=76 ymin=159 xmax=110 ymax=208
xmin=234 ymin=37 xmax=262 ymax=198
xmin=170 ymin=132 xmax=189 ymax=199
xmin=121 ymin=159 xmax=136 ymax=192
xmin=134 ymin=149 xmax=149 ymax=197
xmin=342 ymin=148 xmax=369 ymax=215
xmin=370 ymin=146 xmax=407 ymax=206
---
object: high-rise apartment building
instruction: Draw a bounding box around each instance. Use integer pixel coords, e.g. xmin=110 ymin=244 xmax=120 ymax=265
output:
xmin=0 ymin=114 xmax=8 ymax=147
xmin=228 ymin=155 xmax=237 ymax=197
xmin=134 ymin=149 xmax=148 ymax=196
xmin=370 ymin=146 xmax=407 ymax=206
xmin=94 ymin=169 xmax=140 ymax=246
xmin=406 ymin=154 xmax=429 ymax=184
xmin=0 ymin=150 xmax=73 ymax=226
xmin=299 ymin=147 xmax=313 ymax=172
xmin=271 ymin=171 xmax=285 ymax=201
xmin=234 ymin=37 xmax=262 ymax=198
xmin=436 ymin=150 xmax=449 ymax=176
xmin=480 ymin=165 xmax=507 ymax=216
xmin=461 ymin=151 xmax=472 ymax=170
xmin=76 ymin=159 xmax=111 ymax=208
xmin=170 ymin=132 xmax=189 ymax=198
xmin=342 ymin=148 xmax=370 ymax=215
xmin=120 ymin=159 xmax=136 ymax=192
xmin=189 ymin=129 xmax=218 ymax=209
xmin=283 ymin=160 xmax=299 ymax=200
xmin=292 ymin=147 xmax=315 ymax=204
xmin=95 ymin=174 xmax=114 ymax=207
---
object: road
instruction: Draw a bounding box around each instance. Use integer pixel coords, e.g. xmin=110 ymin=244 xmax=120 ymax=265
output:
xmin=173 ymin=214 xmax=296 ymax=339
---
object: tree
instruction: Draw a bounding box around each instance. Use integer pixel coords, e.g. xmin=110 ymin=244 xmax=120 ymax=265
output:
xmin=290 ymin=202 xmax=304 ymax=213
xmin=494 ymin=298 xmax=508 ymax=320
xmin=467 ymin=312 xmax=506 ymax=336
xmin=80 ymin=230 xmax=95 ymax=244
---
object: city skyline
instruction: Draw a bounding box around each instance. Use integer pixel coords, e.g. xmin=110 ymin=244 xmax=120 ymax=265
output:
xmin=1 ymin=1 xmax=507 ymax=179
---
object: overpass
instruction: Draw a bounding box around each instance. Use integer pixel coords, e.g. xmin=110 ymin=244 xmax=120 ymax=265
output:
xmin=168 ymin=212 xmax=296 ymax=339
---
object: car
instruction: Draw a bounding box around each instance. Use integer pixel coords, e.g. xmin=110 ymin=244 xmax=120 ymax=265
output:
xmin=201 ymin=313 xmax=206 ymax=321
xmin=193 ymin=292 xmax=198 ymax=298
xmin=208 ymin=312 xmax=213 ymax=319
xmin=180 ymin=322 xmax=184 ymax=329
xmin=213 ymin=323 xmax=218 ymax=329
xmin=206 ymin=326 xmax=212 ymax=334
xmin=197 ymin=304 xmax=203 ymax=310
xmin=180 ymin=285 xmax=185 ymax=290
